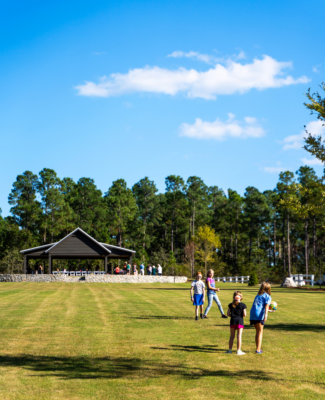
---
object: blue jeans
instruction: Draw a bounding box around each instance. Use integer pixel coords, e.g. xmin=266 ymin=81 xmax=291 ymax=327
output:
xmin=204 ymin=292 xmax=224 ymax=316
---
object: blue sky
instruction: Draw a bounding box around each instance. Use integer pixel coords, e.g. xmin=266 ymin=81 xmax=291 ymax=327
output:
xmin=1 ymin=0 xmax=325 ymax=216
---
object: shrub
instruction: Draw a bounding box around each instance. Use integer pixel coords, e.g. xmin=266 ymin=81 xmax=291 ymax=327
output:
xmin=248 ymin=271 xmax=259 ymax=286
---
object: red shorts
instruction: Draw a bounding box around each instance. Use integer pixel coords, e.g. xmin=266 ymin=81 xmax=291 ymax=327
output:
xmin=230 ymin=324 xmax=244 ymax=330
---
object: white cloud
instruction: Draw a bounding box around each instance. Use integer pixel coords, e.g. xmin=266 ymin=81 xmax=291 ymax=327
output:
xmin=312 ymin=64 xmax=321 ymax=73
xmin=75 ymin=55 xmax=309 ymax=100
xmin=264 ymin=167 xmax=286 ymax=173
xmin=301 ymin=157 xmax=323 ymax=166
xmin=235 ymin=51 xmax=246 ymax=60
xmin=179 ymin=114 xmax=264 ymax=141
xmin=168 ymin=50 xmax=246 ymax=64
xmin=167 ymin=51 xmax=214 ymax=64
xmin=282 ymin=120 xmax=325 ymax=150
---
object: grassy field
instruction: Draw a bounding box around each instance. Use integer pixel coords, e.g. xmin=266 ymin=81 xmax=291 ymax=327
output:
xmin=0 ymin=282 xmax=324 ymax=399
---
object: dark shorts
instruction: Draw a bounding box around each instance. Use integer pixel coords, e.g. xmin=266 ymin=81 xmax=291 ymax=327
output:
xmin=193 ymin=294 xmax=204 ymax=306
xmin=250 ymin=320 xmax=265 ymax=326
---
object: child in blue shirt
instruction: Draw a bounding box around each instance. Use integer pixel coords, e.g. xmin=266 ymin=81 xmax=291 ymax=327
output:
xmin=250 ymin=282 xmax=271 ymax=354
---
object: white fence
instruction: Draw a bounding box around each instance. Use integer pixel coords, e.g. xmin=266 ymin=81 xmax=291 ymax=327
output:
xmin=215 ymin=276 xmax=250 ymax=284
xmin=52 ymin=271 xmax=105 ymax=276
xmin=290 ymin=274 xmax=315 ymax=287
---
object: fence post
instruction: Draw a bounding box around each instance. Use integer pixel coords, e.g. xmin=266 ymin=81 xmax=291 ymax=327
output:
xmin=311 ymin=275 xmax=314 ymax=287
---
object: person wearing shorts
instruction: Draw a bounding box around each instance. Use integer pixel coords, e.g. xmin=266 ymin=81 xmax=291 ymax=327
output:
xmin=249 ymin=282 xmax=271 ymax=354
xmin=190 ymin=272 xmax=205 ymax=320
xmin=225 ymin=291 xmax=247 ymax=355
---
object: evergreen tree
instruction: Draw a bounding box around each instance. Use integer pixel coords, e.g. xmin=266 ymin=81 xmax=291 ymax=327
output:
xmin=105 ymin=179 xmax=137 ymax=246
xmin=243 ymin=187 xmax=270 ymax=265
xmin=186 ymin=176 xmax=209 ymax=238
xmin=165 ymin=175 xmax=187 ymax=253
xmin=276 ymin=171 xmax=296 ymax=276
xmin=248 ymin=271 xmax=259 ymax=286
xmin=72 ymin=178 xmax=107 ymax=240
xmin=8 ymin=171 xmax=41 ymax=242
xmin=227 ymin=189 xmax=243 ymax=273
xmin=37 ymin=168 xmax=73 ymax=243
xmin=132 ymin=177 xmax=159 ymax=250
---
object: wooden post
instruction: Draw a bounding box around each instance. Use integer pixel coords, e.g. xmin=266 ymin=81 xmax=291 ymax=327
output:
xmin=104 ymin=256 xmax=108 ymax=274
xmin=49 ymin=255 xmax=52 ymax=274
xmin=24 ymin=256 xmax=27 ymax=274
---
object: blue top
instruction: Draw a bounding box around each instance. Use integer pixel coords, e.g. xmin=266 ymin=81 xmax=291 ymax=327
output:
xmin=140 ymin=264 xmax=144 ymax=270
xmin=250 ymin=292 xmax=271 ymax=321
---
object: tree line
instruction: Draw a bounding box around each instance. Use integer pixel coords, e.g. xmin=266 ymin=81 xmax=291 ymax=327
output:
xmin=0 ymin=166 xmax=324 ymax=281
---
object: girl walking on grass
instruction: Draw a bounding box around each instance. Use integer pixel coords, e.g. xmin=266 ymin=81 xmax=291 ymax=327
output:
xmin=190 ymin=272 xmax=205 ymax=320
xmin=249 ymin=282 xmax=271 ymax=354
xmin=203 ymin=269 xmax=228 ymax=319
xmin=225 ymin=291 xmax=247 ymax=355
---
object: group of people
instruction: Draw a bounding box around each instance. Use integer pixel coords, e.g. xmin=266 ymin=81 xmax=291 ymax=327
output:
xmin=29 ymin=262 xmax=164 ymax=276
xmin=191 ymin=269 xmax=271 ymax=355
xmin=113 ymin=263 xmax=163 ymax=276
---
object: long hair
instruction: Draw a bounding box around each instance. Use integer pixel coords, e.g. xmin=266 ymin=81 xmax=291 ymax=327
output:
xmin=207 ymin=269 xmax=214 ymax=278
xmin=258 ymin=282 xmax=271 ymax=296
xmin=232 ymin=291 xmax=243 ymax=308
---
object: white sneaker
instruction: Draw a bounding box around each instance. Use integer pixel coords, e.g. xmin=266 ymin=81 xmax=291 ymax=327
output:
xmin=237 ymin=350 xmax=245 ymax=355
xmin=225 ymin=350 xmax=232 ymax=354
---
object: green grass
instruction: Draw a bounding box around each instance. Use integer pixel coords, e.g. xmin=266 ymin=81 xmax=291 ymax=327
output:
xmin=0 ymin=282 xmax=324 ymax=399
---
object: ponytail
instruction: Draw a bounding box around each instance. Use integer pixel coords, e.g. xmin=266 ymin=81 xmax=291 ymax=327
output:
xmin=232 ymin=291 xmax=243 ymax=308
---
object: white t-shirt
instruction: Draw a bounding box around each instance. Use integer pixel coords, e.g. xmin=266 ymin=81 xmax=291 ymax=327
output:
xmin=158 ymin=265 xmax=162 ymax=274
xmin=191 ymin=280 xmax=205 ymax=295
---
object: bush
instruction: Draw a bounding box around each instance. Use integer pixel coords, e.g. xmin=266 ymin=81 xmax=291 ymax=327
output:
xmin=248 ymin=271 xmax=259 ymax=286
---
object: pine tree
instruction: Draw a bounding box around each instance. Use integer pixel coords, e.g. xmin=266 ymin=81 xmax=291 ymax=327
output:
xmin=8 ymin=171 xmax=41 ymax=242
xmin=105 ymin=179 xmax=137 ymax=246
xmin=37 ymin=168 xmax=74 ymax=243
xmin=132 ymin=177 xmax=159 ymax=250
xmin=165 ymin=175 xmax=187 ymax=253
xmin=71 ymin=178 xmax=107 ymax=240
xmin=186 ymin=176 xmax=209 ymax=238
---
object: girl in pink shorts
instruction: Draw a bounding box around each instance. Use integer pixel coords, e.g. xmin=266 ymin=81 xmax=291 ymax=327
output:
xmin=225 ymin=291 xmax=247 ymax=355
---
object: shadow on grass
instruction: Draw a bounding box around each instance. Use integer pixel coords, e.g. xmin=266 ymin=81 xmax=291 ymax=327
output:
xmin=131 ymin=316 xmax=193 ymax=320
xmin=0 ymin=354 xmax=275 ymax=381
xmin=140 ymin=288 xmax=189 ymax=291
xmin=151 ymin=345 xmax=226 ymax=353
xmin=1 ymin=354 xmax=324 ymax=386
xmin=265 ymin=323 xmax=325 ymax=332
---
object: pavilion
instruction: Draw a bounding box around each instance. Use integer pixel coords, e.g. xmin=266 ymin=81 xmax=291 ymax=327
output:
xmin=20 ymin=227 xmax=136 ymax=274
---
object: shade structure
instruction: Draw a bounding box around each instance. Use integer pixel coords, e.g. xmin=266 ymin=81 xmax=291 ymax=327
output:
xmin=20 ymin=228 xmax=136 ymax=274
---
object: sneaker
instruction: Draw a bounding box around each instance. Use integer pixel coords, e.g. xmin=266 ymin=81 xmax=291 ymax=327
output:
xmin=225 ymin=350 xmax=232 ymax=354
xmin=221 ymin=314 xmax=228 ymax=319
xmin=200 ymin=314 xmax=204 ymax=319
xmin=203 ymin=315 xmax=208 ymax=319
xmin=237 ymin=350 xmax=245 ymax=355
xmin=255 ymin=350 xmax=263 ymax=354
xmin=195 ymin=316 xmax=199 ymax=321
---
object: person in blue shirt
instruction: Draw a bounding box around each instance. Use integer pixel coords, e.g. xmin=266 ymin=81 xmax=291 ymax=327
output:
xmin=139 ymin=263 xmax=145 ymax=276
xmin=249 ymin=282 xmax=271 ymax=354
